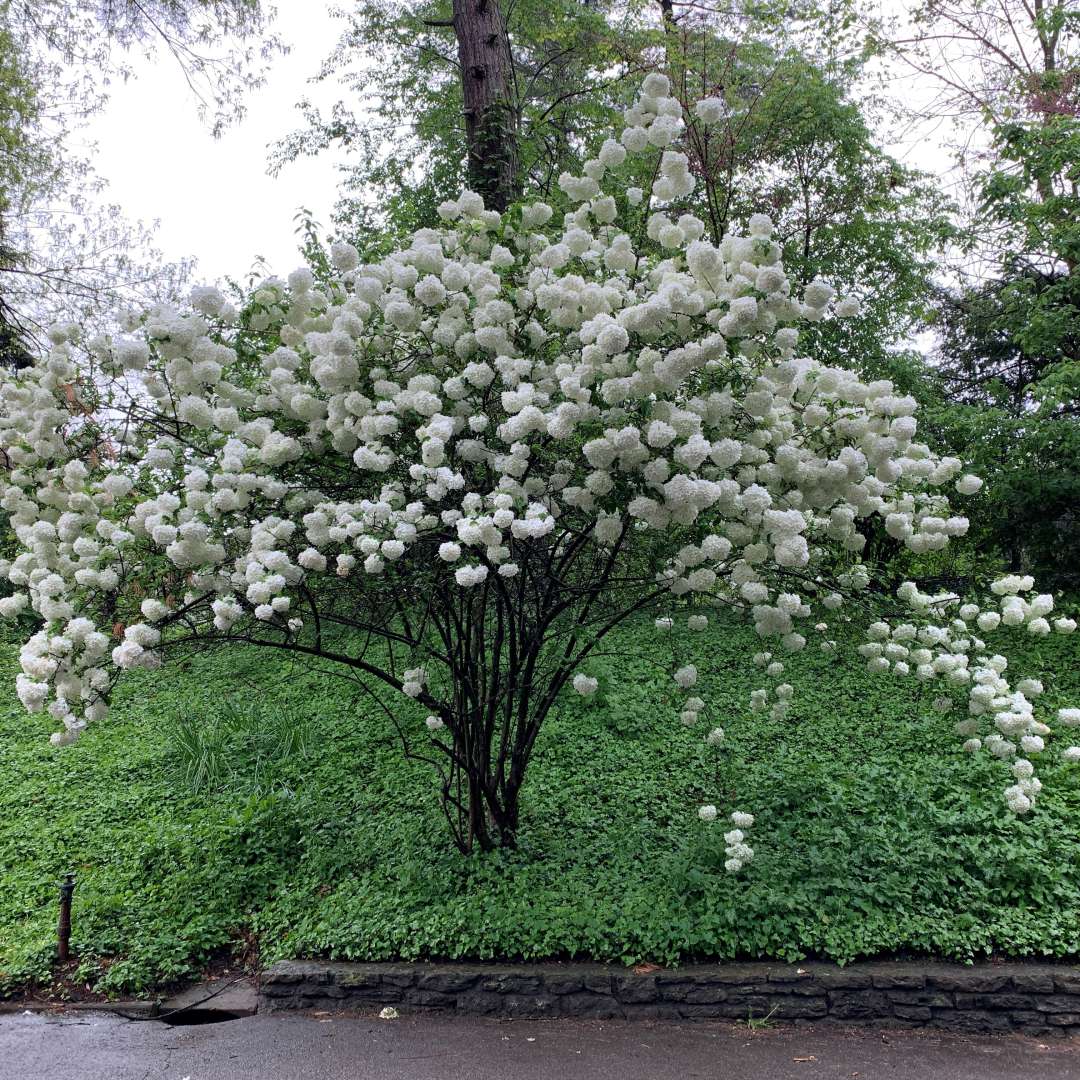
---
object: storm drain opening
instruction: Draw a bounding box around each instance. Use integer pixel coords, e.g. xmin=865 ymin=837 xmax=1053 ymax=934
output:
xmin=159 ymin=1008 xmax=245 ymax=1026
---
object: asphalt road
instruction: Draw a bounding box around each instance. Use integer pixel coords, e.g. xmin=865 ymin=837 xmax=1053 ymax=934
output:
xmin=2 ymin=1009 xmax=1079 ymax=1080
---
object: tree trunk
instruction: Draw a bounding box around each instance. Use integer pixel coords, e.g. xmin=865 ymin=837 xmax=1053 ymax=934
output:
xmin=452 ymin=0 xmax=518 ymax=211
xmin=455 ymin=740 xmax=522 ymax=853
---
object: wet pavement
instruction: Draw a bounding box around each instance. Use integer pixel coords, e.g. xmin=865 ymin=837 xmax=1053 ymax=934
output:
xmin=2 ymin=1008 xmax=1078 ymax=1080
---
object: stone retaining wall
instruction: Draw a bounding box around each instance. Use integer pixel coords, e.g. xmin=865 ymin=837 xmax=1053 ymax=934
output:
xmin=261 ymin=960 xmax=1080 ymax=1036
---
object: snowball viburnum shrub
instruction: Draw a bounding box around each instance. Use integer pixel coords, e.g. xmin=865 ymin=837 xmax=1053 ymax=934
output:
xmin=0 ymin=74 xmax=1075 ymax=856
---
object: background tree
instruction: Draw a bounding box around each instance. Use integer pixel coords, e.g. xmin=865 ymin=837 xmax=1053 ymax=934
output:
xmin=889 ymin=0 xmax=1080 ymax=582
xmin=644 ymin=6 xmax=956 ymax=377
xmin=276 ymin=0 xmax=953 ymax=377
xmin=0 ymin=0 xmax=280 ymax=362
xmin=272 ymin=0 xmax=638 ymax=238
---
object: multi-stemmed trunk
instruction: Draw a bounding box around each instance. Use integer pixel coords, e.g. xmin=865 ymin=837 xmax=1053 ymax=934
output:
xmin=435 ymin=633 xmax=563 ymax=854
xmin=449 ymin=741 xmax=524 ymax=852
xmin=422 ymin=529 xmax=659 ymax=854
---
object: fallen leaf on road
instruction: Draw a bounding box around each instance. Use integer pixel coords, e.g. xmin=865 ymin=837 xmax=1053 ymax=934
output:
xmin=632 ymin=963 xmax=662 ymax=974
xmin=378 ymin=1007 xmax=399 ymax=1020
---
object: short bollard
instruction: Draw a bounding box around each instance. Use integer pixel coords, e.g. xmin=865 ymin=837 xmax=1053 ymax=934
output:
xmin=57 ymin=872 xmax=76 ymax=963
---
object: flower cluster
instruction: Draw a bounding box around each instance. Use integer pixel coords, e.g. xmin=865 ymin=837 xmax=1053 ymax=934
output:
xmin=850 ymin=576 xmax=1077 ymax=814
xmin=698 ymin=807 xmax=756 ymax=872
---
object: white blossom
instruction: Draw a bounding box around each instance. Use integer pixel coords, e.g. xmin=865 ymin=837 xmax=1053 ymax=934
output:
xmin=573 ymin=673 xmax=599 ymax=696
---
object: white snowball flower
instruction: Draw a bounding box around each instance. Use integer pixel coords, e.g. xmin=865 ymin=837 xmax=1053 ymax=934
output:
xmin=674 ymin=665 xmax=698 ymax=689
xmin=455 ymin=564 xmax=489 ymax=587
xmin=330 ymin=241 xmax=360 ymax=271
xmin=694 ymin=97 xmax=727 ymax=124
xmin=573 ymin=673 xmax=599 ymax=696
xmin=438 ymin=542 xmax=462 ymax=563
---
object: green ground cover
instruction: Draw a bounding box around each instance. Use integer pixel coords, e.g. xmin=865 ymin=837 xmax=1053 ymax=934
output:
xmin=2 ymin=615 xmax=1080 ymax=995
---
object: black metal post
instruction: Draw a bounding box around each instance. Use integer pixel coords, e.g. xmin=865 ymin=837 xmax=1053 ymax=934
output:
xmin=57 ymin=873 xmax=76 ymax=963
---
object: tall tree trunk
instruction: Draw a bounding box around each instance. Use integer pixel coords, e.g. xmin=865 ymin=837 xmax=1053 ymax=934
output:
xmin=452 ymin=0 xmax=519 ymax=211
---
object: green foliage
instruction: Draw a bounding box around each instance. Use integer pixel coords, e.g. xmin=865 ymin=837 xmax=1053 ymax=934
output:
xmin=896 ymin=0 xmax=1080 ymax=585
xmin=928 ymin=112 xmax=1080 ymax=584
xmin=927 ymin=396 xmax=1080 ymax=588
xmin=699 ymin=53 xmax=954 ymax=371
xmin=2 ymin=613 xmax=1080 ymax=995
xmin=0 ymin=19 xmax=51 ymax=220
xmin=976 ymin=117 xmax=1080 ymax=411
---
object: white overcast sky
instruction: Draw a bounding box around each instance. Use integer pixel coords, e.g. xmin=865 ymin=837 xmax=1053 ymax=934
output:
xmin=78 ymin=1 xmax=957 ymax=289
xmin=81 ymin=2 xmax=347 ymax=286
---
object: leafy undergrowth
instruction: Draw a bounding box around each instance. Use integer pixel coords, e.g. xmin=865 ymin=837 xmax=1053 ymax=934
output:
xmin=2 ymin=615 xmax=1080 ymax=995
